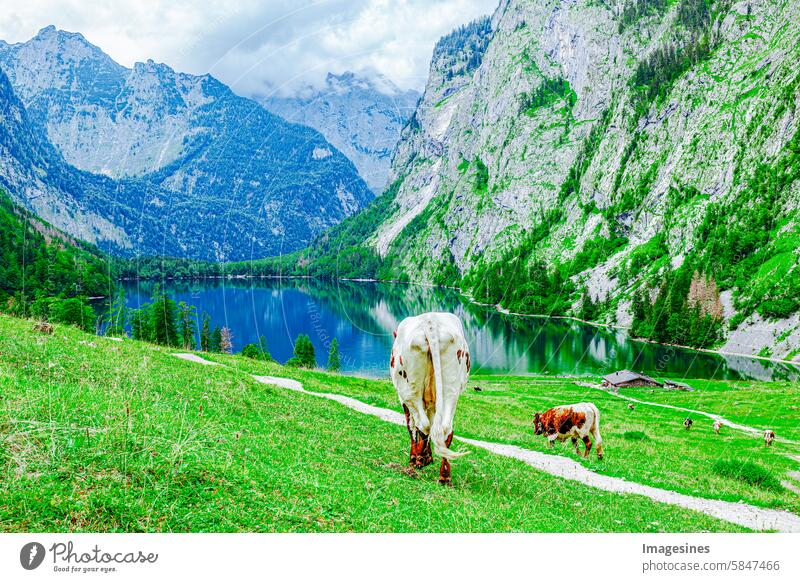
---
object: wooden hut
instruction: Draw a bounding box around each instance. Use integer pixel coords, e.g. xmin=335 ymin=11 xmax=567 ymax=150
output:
xmin=601 ymin=370 xmax=662 ymax=389
xmin=664 ymin=380 xmax=694 ymax=391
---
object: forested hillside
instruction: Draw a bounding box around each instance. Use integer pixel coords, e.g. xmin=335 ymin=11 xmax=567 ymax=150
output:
xmin=0 ymin=189 xmax=111 ymax=330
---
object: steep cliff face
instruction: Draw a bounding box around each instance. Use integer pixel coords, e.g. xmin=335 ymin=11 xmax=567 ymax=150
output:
xmin=0 ymin=26 xmax=192 ymax=177
xmin=0 ymin=26 xmax=373 ymax=260
xmin=0 ymin=66 xmax=134 ymax=251
xmin=365 ymin=0 xmax=800 ymax=360
xmin=262 ymin=72 xmax=420 ymax=194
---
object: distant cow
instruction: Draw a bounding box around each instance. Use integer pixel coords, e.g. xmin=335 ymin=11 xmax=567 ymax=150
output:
xmin=533 ymin=403 xmax=604 ymax=460
xmin=627 ymin=403 xmax=635 ymax=411
xmin=390 ymin=313 xmax=470 ymax=485
xmin=33 ymin=321 xmax=53 ymax=334
xmin=713 ymin=420 xmax=721 ymax=434
xmin=684 ymin=418 xmax=693 ymax=430
xmin=764 ymin=430 xmax=776 ymax=446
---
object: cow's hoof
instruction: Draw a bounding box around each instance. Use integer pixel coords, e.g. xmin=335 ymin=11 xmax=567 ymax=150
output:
xmin=438 ymin=478 xmax=453 ymax=487
xmin=597 ymin=455 xmax=604 ymax=461
xmin=411 ymin=456 xmax=429 ymax=469
xmin=419 ymin=455 xmax=433 ymax=468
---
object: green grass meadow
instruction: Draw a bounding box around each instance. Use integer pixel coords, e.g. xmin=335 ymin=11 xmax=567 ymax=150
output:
xmin=2 ymin=314 xmax=798 ymax=532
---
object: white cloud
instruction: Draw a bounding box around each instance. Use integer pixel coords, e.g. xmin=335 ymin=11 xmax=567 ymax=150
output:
xmin=0 ymin=0 xmax=498 ymax=95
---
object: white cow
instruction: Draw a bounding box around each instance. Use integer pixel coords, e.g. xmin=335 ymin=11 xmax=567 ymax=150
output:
xmin=390 ymin=312 xmax=470 ymax=484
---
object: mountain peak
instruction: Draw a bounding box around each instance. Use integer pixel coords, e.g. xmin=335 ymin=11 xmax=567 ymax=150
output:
xmin=33 ymin=25 xmax=89 ymax=45
xmin=17 ymin=25 xmax=114 ymax=67
xmin=262 ymin=70 xmax=420 ymax=193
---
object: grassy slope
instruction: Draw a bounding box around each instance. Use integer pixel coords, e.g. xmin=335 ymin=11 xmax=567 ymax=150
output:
xmin=0 ymin=315 xmax=748 ymax=533
xmin=622 ymin=380 xmax=800 ymax=442
xmin=213 ymin=357 xmax=800 ymax=515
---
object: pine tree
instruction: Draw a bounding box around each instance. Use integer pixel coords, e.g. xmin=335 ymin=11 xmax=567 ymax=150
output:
xmin=579 ymin=289 xmax=597 ymax=321
xmin=242 ymin=336 xmax=272 ymax=360
xmin=257 ymin=336 xmax=271 ymax=360
xmin=150 ymin=288 xmax=180 ymax=347
xmin=200 ymin=313 xmax=211 ymax=352
xmin=210 ymin=326 xmax=222 ymax=353
xmin=105 ymin=289 xmax=128 ymax=337
xmin=178 ymin=301 xmax=197 ymax=350
xmin=327 ymin=338 xmax=341 ymax=372
xmin=130 ymin=308 xmax=151 ymax=341
xmin=220 ymin=327 xmax=233 ymax=354
xmin=293 ymin=334 xmax=316 ymax=368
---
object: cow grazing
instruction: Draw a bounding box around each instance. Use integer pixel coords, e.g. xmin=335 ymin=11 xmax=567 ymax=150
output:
xmin=390 ymin=312 xmax=470 ymax=485
xmin=627 ymin=403 xmax=635 ymax=411
xmin=684 ymin=418 xmax=693 ymax=430
xmin=533 ymin=403 xmax=604 ymax=460
xmin=713 ymin=420 xmax=721 ymax=434
xmin=764 ymin=430 xmax=776 ymax=446
xmin=473 ymin=386 xmax=482 ymax=392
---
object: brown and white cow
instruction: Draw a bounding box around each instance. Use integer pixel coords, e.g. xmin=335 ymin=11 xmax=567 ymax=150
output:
xmin=390 ymin=312 xmax=470 ymax=485
xmin=764 ymin=430 xmax=776 ymax=446
xmin=533 ymin=403 xmax=604 ymax=460
xmin=713 ymin=420 xmax=722 ymax=434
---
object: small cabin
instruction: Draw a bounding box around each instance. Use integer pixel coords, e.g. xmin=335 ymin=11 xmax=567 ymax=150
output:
xmin=602 ymin=370 xmax=663 ymax=389
xmin=664 ymin=380 xmax=694 ymax=391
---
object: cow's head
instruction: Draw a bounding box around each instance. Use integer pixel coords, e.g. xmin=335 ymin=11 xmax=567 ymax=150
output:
xmin=533 ymin=412 xmax=544 ymax=435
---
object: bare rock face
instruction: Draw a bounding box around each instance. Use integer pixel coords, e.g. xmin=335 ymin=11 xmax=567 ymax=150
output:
xmin=262 ymin=72 xmax=420 ymax=194
xmin=367 ymin=0 xmax=800 ymax=359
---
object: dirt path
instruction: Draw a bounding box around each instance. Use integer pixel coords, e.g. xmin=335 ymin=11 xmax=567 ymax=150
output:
xmin=173 ymin=354 xmax=800 ymax=532
xmin=173 ymin=353 xmax=221 ymax=366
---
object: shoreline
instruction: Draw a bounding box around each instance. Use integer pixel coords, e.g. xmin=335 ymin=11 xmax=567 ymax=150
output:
xmin=118 ymin=273 xmax=800 ymax=369
xmin=463 ymin=296 xmax=800 ymax=368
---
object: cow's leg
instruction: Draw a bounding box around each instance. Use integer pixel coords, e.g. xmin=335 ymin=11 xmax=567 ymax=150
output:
xmin=418 ymin=433 xmax=433 ymax=467
xmin=592 ymin=427 xmax=604 ymax=460
xmin=438 ymin=431 xmax=455 ymax=486
xmin=582 ymin=435 xmax=592 ymax=458
xmin=571 ymin=436 xmax=579 ymax=455
xmin=403 ymin=405 xmax=422 ymax=467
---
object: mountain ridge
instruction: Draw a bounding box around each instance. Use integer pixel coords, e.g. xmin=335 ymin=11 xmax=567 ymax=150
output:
xmin=261 ymin=71 xmax=420 ymax=193
xmin=0 ymin=26 xmax=373 ymax=260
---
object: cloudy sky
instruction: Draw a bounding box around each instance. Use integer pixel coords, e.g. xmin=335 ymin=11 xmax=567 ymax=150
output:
xmin=0 ymin=0 xmax=498 ymax=96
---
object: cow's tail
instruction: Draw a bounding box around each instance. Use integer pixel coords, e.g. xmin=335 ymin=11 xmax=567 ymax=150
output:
xmin=425 ymin=315 xmax=467 ymax=460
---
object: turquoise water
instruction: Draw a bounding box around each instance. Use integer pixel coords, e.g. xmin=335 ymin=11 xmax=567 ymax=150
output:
xmin=121 ymin=278 xmax=799 ymax=382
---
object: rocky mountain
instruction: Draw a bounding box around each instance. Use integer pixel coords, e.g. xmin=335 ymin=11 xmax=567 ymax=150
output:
xmin=0 ymin=26 xmax=372 ymax=260
xmin=0 ymin=64 xmax=145 ymax=252
xmin=309 ymin=1 xmax=800 ymax=361
xmin=261 ymin=72 xmax=419 ymax=193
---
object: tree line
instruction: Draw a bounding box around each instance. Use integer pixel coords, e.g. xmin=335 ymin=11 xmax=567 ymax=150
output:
xmin=107 ymin=286 xmax=343 ymax=370
xmin=0 ymin=189 xmax=111 ymax=331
